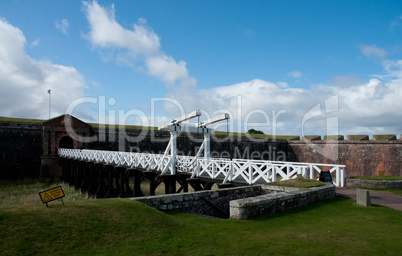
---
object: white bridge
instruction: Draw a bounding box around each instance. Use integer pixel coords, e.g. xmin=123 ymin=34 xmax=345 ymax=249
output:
xmin=59 ymin=148 xmax=346 ymax=187
xmin=58 ymin=109 xmax=346 ymax=187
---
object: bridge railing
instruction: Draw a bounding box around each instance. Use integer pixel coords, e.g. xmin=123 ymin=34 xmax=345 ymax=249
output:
xmin=59 ymin=148 xmax=346 ymax=187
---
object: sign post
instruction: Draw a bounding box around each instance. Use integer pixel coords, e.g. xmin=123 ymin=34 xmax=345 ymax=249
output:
xmin=39 ymin=186 xmax=65 ymax=207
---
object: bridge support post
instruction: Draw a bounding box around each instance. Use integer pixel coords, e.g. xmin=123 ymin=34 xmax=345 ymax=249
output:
xmin=95 ymin=163 xmax=107 ymax=198
xmin=61 ymin=158 xmax=67 ymax=182
xmin=104 ymin=164 xmax=115 ymax=198
xmin=88 ymin=163 xmax=101 ymax=197
xmin=177 ymin=173 xmax=189 ymax=193
xmin=73 ymin=160 xmax=83 ymax=190
xmin=161 ymin=174 xmax=177 ymax=194
xmin=129 ymin=168 xmax=144 ymax=197
xmin=134 ymin=169 xmax=143 ymax=197
xmin=115 ymin=166 xmax=129 ymax=197
xmin=80 ymin=161 xmax=93 ymax=193
xmin=144 ymin=171 xmax=159 ymax=196
xmin=187 ymin=178 xmax=214 ymax=191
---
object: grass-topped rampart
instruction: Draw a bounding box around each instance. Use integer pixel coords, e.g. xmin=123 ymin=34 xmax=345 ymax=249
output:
xmin=0 ymin=115 xmax=401 ymax=141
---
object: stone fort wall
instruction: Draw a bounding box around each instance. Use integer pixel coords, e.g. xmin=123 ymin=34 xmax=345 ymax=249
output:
xmin=0 ymin=119 xmax=401 ymax=179
xmin=0 ymin=121 xmax=42 ymax=179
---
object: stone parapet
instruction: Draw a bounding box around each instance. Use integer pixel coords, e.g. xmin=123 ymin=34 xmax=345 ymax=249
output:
xmin=229 ymin=184 xmax=335 ymax=220
xmin=132 ymin=184 xmax=335 ymax=220
xmin=346 ymin=179 xmax=402 ymax=189
xmin=131 ymin=185 xmax=265 ymax=219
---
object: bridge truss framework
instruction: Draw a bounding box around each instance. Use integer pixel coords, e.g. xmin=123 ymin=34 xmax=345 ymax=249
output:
xmin=59 ymin=148 xmax=346 ymax=187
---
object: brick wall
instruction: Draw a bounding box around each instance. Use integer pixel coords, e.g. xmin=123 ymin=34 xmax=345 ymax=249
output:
xmin=0 ymin=119 xmax=401 ymax=179
xmin=0 ymin=122 xmax=42 ymax=179
xmin=288 ymin=140 xmax=402 ymax=176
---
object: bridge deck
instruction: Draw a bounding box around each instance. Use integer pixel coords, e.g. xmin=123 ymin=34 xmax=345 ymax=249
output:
xmin=59 ymin=148 xmax=346 ymax=187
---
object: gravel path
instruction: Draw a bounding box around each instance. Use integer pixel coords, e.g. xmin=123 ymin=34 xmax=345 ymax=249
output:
xmin=336 ymin=188 xmax=402 ymax=211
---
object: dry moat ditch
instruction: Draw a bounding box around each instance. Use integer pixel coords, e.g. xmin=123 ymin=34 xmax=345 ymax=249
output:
xmin=130 ymin=183 xmax=336 ymax=220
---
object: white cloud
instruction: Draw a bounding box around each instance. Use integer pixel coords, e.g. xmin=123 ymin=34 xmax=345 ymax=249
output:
xmin=389 ymin=14 xmax=402 ymax=31
xmin=90 ymin=81 xmax=101 ymax=87
xmin=165 ymin=64 xmax=402 ymax=136
xmin=83 ymin=2 xmax=159 ymax=55
xmin=0 ymin=18 xmax=86 ymax=119
xmin=81 ymin=1 xmax=402 ymax=136
xmin=277 ymin=82 xmax=289 ymax=88
xmin=145 ymin=53 xmax=196 ymax=86
xmin=289 ymin=71 xmax=303 ymax=78
xmin=82 ymin=0 xmax=195 ymax=87
xmin=330 ymin=75 xmax=364 ymax=88
xmin=382 ymin=59 xmax=402 ymax=78
xmin=360 ymin=45 xmax=387 ymax=58
xmin=30 ymin=38 xmax=40 ymax=47
xmin=55 ymin=19 xmax=69 ymax=35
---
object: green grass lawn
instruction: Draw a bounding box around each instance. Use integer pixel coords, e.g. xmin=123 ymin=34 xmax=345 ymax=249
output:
xmin=347 ymin=176 xmax=402 ymax=195
xmin=347 ymin=135 xmax=369 ymax=140
xmin=363 ymin=188 xmax=402 ymax=196
xmin=372 ymin=134 xmax=396 ymax=140
xmin=350 ymin=176 xmax=402 ymax=180
xmin=0 ymin=180 xmax=88 ymax=207
xmin=0 ymin=116 xmax=45 ymax=123
xmin=1 ymin=180 xmax=401 ymax=256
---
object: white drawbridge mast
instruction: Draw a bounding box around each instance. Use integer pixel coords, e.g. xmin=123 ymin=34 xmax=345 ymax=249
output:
xmin=158 ymin=110 xmax=229 ymax=175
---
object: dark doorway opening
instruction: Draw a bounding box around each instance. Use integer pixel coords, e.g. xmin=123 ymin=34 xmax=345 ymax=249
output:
xmin=59 ymin=136 xmax=74 ymax=149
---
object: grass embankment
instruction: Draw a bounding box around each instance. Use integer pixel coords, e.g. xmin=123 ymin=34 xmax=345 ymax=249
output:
xmin=361 ymin=188 xmax=402 ymax=196
xmin=88 ymin=123 xmax=158 ymax=131
xmin=348 ymin=176 xmax=402 ymax=195
xmin=372 ymin=134 xmax=396 ymax=140
xmin=1 ymin=180 xmax=401 ymax=256
xmin=0 ymin=180 xmax=88 ymax=207
xmin=267 ymin=178 xmax=325 ymax=188
xmin=350 ymin=176 xmax=402 ymax=180
xmin=0 ymin=116 xmax=45 ymax=123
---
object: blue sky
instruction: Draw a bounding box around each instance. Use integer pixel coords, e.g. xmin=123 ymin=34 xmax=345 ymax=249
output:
xmin=0 ymin=0 xmax=402 ymax=136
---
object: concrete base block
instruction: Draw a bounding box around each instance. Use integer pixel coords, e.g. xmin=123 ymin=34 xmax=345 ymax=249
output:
xmin=356 ymin=189 xmax=371 ymax=207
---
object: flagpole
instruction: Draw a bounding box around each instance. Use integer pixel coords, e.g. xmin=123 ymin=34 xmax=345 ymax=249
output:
xmin=48 ymin=89 xmax=51 ymax=119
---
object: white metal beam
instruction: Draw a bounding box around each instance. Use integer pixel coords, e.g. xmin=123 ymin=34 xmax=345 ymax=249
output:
xmin=158 ymin=109 xmax=201 ymax=130
xmin=197 ymin=113 xmax=229 ymax=127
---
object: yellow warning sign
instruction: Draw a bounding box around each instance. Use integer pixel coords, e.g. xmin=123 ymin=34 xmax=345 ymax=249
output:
xmin=39 ymin=186 xmax=65 ymax=204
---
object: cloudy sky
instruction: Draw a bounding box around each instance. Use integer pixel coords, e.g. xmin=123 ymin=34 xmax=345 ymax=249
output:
xmin=0 ymin=0 xmax=402 ymax=137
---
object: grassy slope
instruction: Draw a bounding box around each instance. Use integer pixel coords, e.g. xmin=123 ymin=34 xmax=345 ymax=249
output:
xmin=348 ymin=176 xmax=402 ymax=195
xmin=350 ymin=176 xmax=402 ymax=180
xmin=0 ymin=182 xmax=401 ymax=256
xmin=1 ymin=198 xmax=401 ymax=256
xmin=362 ymin=188 xmax=402 ymax=196
xmin=0 ymin=116 xmax=45 ymax=123
xmin=267 ymin=178 xmax=325 ymax=188
xmin=373 ymin=134 xmax=396 ymax=140
xmin=0 ymin=180 xmax=88 ymax=207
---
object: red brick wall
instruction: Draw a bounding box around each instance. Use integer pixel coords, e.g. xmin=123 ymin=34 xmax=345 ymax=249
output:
xmin=288 ymin=141 xmax=402 ymax=177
